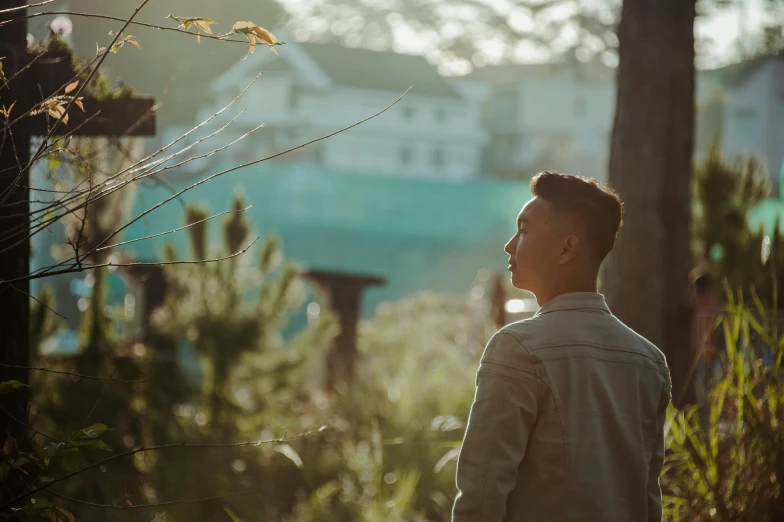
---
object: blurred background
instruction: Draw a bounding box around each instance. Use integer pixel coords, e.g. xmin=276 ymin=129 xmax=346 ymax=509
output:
xmin=5 ymin=0 xmax=784 ymax=520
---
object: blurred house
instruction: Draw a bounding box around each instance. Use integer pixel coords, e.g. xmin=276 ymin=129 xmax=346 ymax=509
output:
xmin=697 ymin=54 xmax=784 ymax=195
xmin=459 ymin=57 xmax=617 ymax=182
xmin=168 ymin=36 xmax=489 ymax=181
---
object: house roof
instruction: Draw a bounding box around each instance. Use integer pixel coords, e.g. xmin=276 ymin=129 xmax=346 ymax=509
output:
xmin=465 ymin=59 xmax=615 ymax=85
xmin=296 ymin=42 xmax=461 ymax=98
xmin=222 ymin=40 xmax=462 ymax=99
xmin=701 ymin=53 xmax=784 ymax=89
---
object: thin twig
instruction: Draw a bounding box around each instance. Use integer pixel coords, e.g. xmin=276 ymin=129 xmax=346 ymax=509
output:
xmin=84 ymin=87 xmax=413 ymax=261
xmin=0 ymin=364 xmax=145 ymax=383
xmin=79 ymin=367 xmax=116 ymax=429
xmin=49 ymin=488 xmax=257 ymax=510
xmin=1 ymin=70 xmax=261 ymax=254
xmin=36 ymin=2 xmax=152 ymax=141
xmin=1 ymin=235 xmax=262 ymax=285
xmin=0 ymin=426 xmax=327 ymax=509
xmin=0 ymin=405 xmax=60 ymax=443
xmin=0 ymin=0 xmax=57 ymax=15
xmin=8 ymin=0 xmax=152 ymax=200
xmin=2 ymin=87 xmax=408 ymax=285
xmin=3 ymin=72 xmax=261 ymax=255
xmin=7 ymin=284 xmax=67 ymax=320
xmin=0 ymin=11 xmax=285 ymax=48
xmin=0 ymin=48 xmax=48 ymax=92
xmin=98 ymin=204 xmax=254 ymax=251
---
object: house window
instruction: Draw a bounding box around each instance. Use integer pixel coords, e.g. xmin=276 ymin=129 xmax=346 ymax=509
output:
xmin=733 ymin=106 xmax=758 ymax=147
xmin=574 ymin=96 xmax=586 ymax=117
xmin=403 ymin=106 xmax=415 ymax=121
xmin=432 ymin=147 xmax=444 ymax=168
xmin=400 ymin=145 xmax=412 ymax=166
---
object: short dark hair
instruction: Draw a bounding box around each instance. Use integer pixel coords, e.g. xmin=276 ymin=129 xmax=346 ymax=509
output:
xmin=530 ymin=171 xmax=623 ymax=264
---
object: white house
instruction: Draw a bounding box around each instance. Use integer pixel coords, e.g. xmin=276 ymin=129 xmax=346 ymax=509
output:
xmin=460 ymin=58 xmax=617 ymax=181
xmin=173 ymin=35 xmax=490 ymax=181
xmin=697 ymin=55 xmax=784 ymax=194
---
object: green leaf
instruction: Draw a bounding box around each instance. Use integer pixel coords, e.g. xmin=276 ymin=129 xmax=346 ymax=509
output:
xmin=61 ymin=450 xmax=79 ymax=472
xmin=43 ymin=442 xmax=65 ymax=461
xmin=73 ymin=423 xmax=109 ymax=440
xmin=224 ymin=507 xmax=242 ymax=522
xmin=68 ymin=439 xmax=108 ymax=450
xmin=0 ymin=380 xmax=29 ymax=394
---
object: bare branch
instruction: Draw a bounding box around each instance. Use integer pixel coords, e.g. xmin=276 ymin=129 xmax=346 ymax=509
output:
xmin=0 ymin=0 xmax=57 ymax=15
xmin=1 ymin=85 xmax=408 ymax=286
xmin=0 ymin=11 xmax=285 ymax=48
xmin=10 ymin=71 xmax=262 ymax=234
xmin=49 ymin=488 xmax=257 ymax=510
xmin=1 ymin=235 xmax=261 ymax=285
xmin=0 ymin=364 xmax=145 ymax=384
xmin=0 ymin=405 xmax=60 ymax=443
xmin=7 ymin=284 xmax=67 ymax=321
xmin=5 ymin=116 xmax=263 ymax=275
xmin=9 ymin=0 xmax=153 ymax=193
xmin=0 ymin=426 xmax=329 ymax=509
xmin=85 ymin=87 xmax=412 ymax=261
xmin=97 ymin=204 xmax=254 ymax=251
xmin=0 ymin=48 xmax=48 ymax=93
xmin=36 ymin=2 xmax=152 ymax=139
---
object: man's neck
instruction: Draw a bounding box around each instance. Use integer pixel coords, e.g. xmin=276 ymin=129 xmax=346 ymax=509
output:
xmin=536 ymin=279 xmax=598 ymax=307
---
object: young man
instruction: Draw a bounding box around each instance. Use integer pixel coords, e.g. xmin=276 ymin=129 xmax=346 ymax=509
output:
xmin=452 ymin=172 xmax=671 ymax=522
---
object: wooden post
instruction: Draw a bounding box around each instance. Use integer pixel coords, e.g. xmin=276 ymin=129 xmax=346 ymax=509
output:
xmin=303 ymin=269 xmax=385 ymax=391
xmin=0 ymin=5 xmax=156 ymax=439
xmin=0 ymin=0 xmax=33 ymax=441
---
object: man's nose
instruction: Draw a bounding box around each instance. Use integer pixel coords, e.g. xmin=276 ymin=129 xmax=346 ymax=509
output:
xmin=504 ymin=237 xmax=514 ymax=255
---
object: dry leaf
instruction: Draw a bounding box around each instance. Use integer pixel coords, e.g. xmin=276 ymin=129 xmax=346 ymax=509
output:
xmin=74 ymin=98 xmax=84 ymax=112
xmin=195 ymin=20 xmax=214 ymax=34
xmin=0 ymin=101 xmax=15 ymax=118
xmin=57 ymin=508 xmax=75 ymax=522
xmin=64 ymin=81 xmax=78 ymax=94
xmin=47 ymin=106 xmax=63 ymax=119
xmin=232 ymin=22 xmax=280 ymax=57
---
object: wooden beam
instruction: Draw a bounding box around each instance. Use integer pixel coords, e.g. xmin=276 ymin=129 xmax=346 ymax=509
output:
xmin=29 ymin=97 xmax=156 ymax=136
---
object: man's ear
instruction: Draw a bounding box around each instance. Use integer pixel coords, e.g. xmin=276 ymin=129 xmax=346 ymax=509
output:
xmin=558 ymin=235 xmax=580 ymax=264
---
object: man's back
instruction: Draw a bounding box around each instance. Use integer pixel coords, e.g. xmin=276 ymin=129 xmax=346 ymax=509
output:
xmin=453 ymin=293 xmax=671 ymax=522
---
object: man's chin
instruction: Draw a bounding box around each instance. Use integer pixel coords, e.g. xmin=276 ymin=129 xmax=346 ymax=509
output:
xmin=510 ymin=273 xmax=528 ymax=291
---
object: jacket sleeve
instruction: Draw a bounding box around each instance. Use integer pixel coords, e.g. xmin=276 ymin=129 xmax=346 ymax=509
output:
xmin=647 ymin=373 xmax=671 ymax=522
xmin=452 ymin=332 xmax=539 ymax=522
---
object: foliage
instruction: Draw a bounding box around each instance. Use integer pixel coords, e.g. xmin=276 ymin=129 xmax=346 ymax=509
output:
xmin=692 ymin=147 xmax=779 ymax=302
xmin=5 ymin=194 xmax=337 ymax=521
xmin=662 ymin=290 xmax=784 ymax=520
xmin=283 ymin=291 xmax=493 ymax=521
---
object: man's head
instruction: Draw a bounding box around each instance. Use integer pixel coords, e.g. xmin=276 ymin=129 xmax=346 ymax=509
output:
xmin=504 ymin=172 xmax=623 ymax=303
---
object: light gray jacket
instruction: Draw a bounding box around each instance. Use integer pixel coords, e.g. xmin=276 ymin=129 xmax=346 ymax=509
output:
xmin=452 ymin=292 xmax=671 ymax=522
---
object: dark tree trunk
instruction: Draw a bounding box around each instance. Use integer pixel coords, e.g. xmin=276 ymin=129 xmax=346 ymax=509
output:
xmin=0 ymin=1 xmax=31 ymax=441
xmin=602 ymin=0 xmax=697 ymax=406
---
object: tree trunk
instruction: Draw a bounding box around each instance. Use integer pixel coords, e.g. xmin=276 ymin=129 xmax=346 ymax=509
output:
xmin=602 ymin=0 xmax=697 ymax=406
xmin=0 ymin=1 xmax=31 ymax=441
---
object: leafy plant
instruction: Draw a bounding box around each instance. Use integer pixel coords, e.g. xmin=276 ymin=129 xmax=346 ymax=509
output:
xmin=662 ymin=290 xmax=784 ymax=521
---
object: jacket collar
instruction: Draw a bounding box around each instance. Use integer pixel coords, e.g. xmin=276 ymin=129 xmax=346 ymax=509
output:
xmin=535 ymin=292 xmax=610 ymax=316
